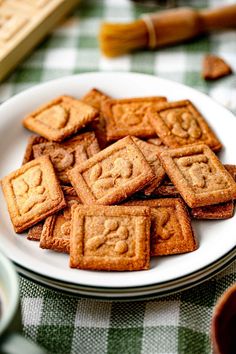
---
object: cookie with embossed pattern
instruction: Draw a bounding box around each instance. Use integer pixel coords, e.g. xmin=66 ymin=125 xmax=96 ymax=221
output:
xmin=124 ymin=198 xmax=197 ymax=256
xmin=27 ymin=223 xmax=44 ymax=241
xmin=33 ymin=132 xmax=100 ymax=184
xmin=148 ymin=100 xmax=222 ymax=151
xmin=102 ymin=96 xmax=167 ymax=141
xmin=131 ymin=137 xmax=166 ymax=195
xmin=22 ymin=135 xmax=48 ymax=165
xmin=70 ymin=205 xmax=151 ymax=271
xmin=190 ymin=201 xmax=234 ymax=220
xmin=159 ymin=144 xmax=236 ymax=208
xmin=40 ymin=196 xmax=81 ymax=253
xmin=22 ymin=95 xmax=99 ymax=142
xmin=1 ymin=156 xmax=66 ymax=233
xmin=82 ymin=88 xmax=111 ymax=149
xmin=68 ymin=136 xmax=155 ymax=205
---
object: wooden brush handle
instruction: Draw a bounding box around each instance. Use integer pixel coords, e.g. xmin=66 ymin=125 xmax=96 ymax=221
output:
xmin=149 ymin=4 xmax=236 ymax=48
xmin=200 ymin=4 xmax=236 ymax=31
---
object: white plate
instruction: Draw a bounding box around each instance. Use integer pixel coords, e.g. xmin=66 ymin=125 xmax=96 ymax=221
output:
xmin=0 ymin=72 xmax=236 ymax=293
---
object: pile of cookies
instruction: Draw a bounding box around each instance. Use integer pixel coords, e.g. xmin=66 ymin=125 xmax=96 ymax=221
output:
xmin=1 ymin=89 xmax=236 ymax=271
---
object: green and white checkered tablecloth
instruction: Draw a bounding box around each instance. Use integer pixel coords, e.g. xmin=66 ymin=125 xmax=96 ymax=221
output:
xmin=1 ymin=0 xmax=236 ymax=353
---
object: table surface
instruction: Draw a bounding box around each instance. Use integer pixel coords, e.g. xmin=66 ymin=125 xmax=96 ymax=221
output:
xmin=0 ymin=0 xmax=236 ymax=353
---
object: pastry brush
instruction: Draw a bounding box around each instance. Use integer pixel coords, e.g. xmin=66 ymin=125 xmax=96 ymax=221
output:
xmin=99 ymin=4 xmax=236 ymax=57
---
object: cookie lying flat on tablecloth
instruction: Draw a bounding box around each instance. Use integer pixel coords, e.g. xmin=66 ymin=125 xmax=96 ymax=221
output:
xmin=1 ymin=156 xmax=66 ymax=233
xmin=68 ymin=136 xmax=155 ymax=205
xmin=70 ymin=205 xmax=151 ymax=271
xmin=148 ymin=100 xmax=222 ymax=151
xmin=22 ymin=95 xmax=99 ymax=142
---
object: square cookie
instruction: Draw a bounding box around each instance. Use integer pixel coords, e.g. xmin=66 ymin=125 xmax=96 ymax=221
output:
xmin=70 ymin=205 xmax=151 ymax=271
xmin=27 ymin=222 xmax=44 ymax=241
xmin=1 ymin=156 xmax=66 ymax=233
xmin=102 ymin=96 xmax=167 ymax=141
xmin=40 ymin=196 xmax=81 ymax=253
xmin=33 ymin=132 xmax=100 ymax=184
xmin=82 ymin=88 xmax=111 ymax=149
xmin=159 ymin=144 xmax=236 ymax=208
xmin=124 ymin=198 xmax=196 ymax=256
xmin=22 ymin=135 xmax=48 ymax=165
xmin=132 ymin=137 xmax=166 ymax=195
xmin=148 ymin=100 xmax=222 ymax=151
xmin=190 ymin=201 xmax=234 ymax=220
xmin=68 ymin=136 xmax=155 ymax=205
xmin=22 ymin=95 xmax=99 ymax=142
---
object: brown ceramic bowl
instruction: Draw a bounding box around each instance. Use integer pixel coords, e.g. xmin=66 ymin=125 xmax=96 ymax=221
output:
xmin=211 ymin=283 xmax=236 ymax=354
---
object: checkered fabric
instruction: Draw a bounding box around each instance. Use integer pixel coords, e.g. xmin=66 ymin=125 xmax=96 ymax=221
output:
xmin=1 ymin=0 xmax=236 ymax=353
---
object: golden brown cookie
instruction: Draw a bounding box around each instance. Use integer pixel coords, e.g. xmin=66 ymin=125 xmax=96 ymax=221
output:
xmin=190 ymin=201 xmax=234 ymax=220
xmin=102 ymin=96 xmax=167 ymax=141
xmin=202 ymin=55 xmax=232 ymax=81
xmin=27 ymin=223 xmax=44 ymax=241
xmin=22 ymin=135 xmax=48 ymax=165
xmin=82 ymin=88 xmax=110 ymax=110
xmin=40 ymin=196 xmax=81 ymax=253
xmin=1 ymin=156 xmax=66 ymax=233
xmin=68 ymin=136 xmax=155 ymax=205
xmin=82 ymin=88 xmax=111 ymax=149
xmin=70 ymin=205 xmax=151 ymax=271
xmin=22 ymin=95 xmax=99 ymax=142
xmin=124 ymin=198 xmax=197 ymax=256
xmin=159 ymin=144 xmax=236 ymax=208
xmin=148 ymin=100 xmax=222 ymax=151
xmin=131 ymin=137 xmax=166 ymax=195
xmin=33 ymin=132 xmax=100 ymax=184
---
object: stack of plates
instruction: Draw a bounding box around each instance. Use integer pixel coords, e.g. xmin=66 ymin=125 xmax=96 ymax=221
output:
xmin=0 ymin=73 xmax=235 ymax=300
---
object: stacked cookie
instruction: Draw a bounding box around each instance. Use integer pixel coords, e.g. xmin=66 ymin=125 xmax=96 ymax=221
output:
xmin=1 ymin=89 xmax=236 ymax=271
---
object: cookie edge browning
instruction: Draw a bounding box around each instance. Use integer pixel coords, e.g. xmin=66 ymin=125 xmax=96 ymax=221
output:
xmin=22 ymin=95 xmax=99 ymax=142
xmin=40 ymin=215 xmax=70 ymax=253
xmin=124 ymin=198 xmax=197 ymax=256
xmin=1 ymin=155 xmax=66 ymax=233
xmin=102 ymin=97 xmax=167 ymax=141
xmin=68 ymin=136 xmax=155 ymax=205
xmin=69 ymin=205 xmax=151 ymax=271
xmin=159 ymin=144 xmax=236 ymax=208
xmin=190 ymin=201 xmax=234 ymax=220
xmin=148 ymin=100 xmax=222 ymax=152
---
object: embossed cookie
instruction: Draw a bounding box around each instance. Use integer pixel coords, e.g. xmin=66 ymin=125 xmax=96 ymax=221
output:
xmin=1 ymin=156 xmax=66 ymax=233
xmin=22 ymin=95 xmax=99 ymax=142
xmin=82 ymin=88 xmax=110 ymax=110
xmin=151 ymin=179 xmax=179 ymax=197
xmin=124 ymin=198 xmax=196 ymax=256
xmin=33 ymin=132 xmax=100 ymax=184
xmin=131 ymin=137 xmax=166 ymax=195
xmin=27 ymin=223 xmax=44 ymax=241
xmin=159 ymin=144 xmax=236 ymax=208
xmin=102 ymin=96 xmax=167 ymax=141
xmin=190 ymin=201 xmax=234 ymax=220
xmin=70 ymin=205 xmax=151 ymax=271
xmin=22 ymin=135 xmax=48 ymax=165
xmin=148 ymin=100 xmax=222 ymax=151
xmin=40 ymin=196 xmax=81 ymax=253
xmin=82 ymin=88 xmax=111 ymax=149
xmin=68 ymin=136 xmax=155 ymax=205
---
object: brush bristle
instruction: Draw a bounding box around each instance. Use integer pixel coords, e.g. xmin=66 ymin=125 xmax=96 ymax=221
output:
xmin=99 ymin=20 xmax=148 ymax=57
